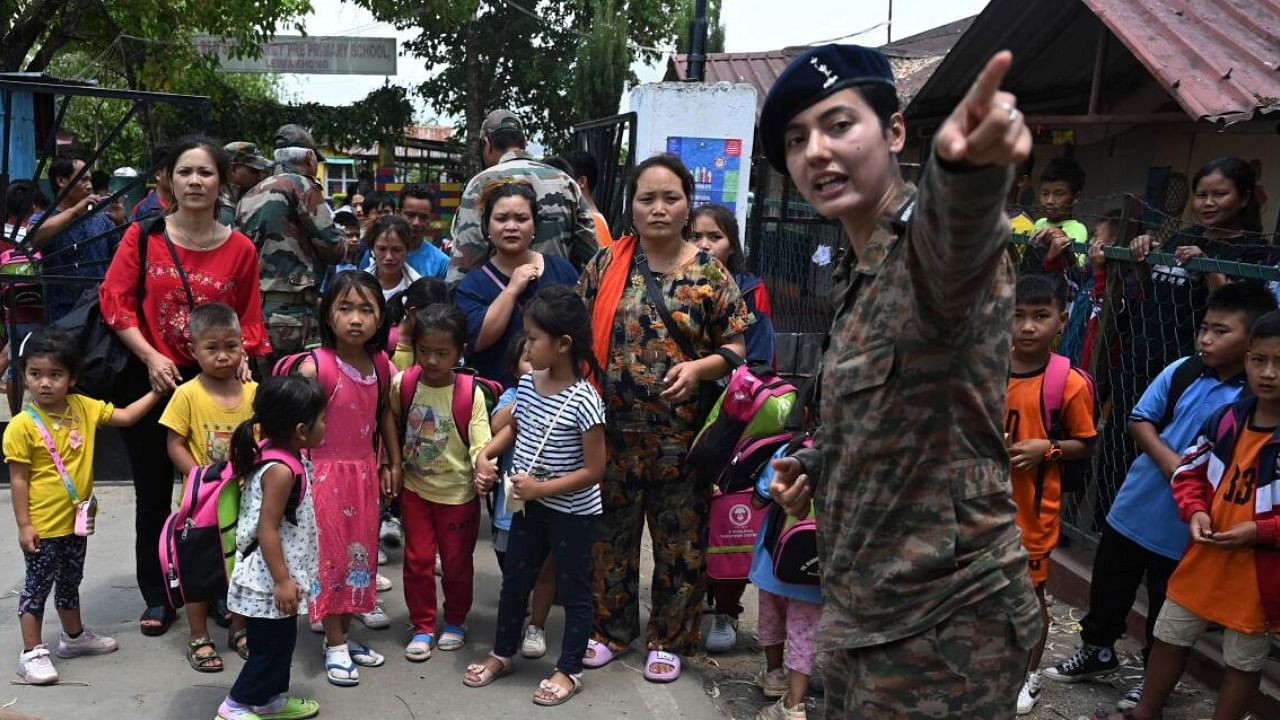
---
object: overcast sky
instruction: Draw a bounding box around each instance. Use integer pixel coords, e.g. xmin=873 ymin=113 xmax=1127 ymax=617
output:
xmin=281 ymin=0 xmax=992 ymax=121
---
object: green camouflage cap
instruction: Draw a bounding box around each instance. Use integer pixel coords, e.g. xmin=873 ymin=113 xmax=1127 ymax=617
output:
xmin=481 ymin=109 xmax=525 ymax=139
xmin=223 ymin=141 xmax=273 ymax=171
xmin=274 ymin=124 xmax=326 ymax=163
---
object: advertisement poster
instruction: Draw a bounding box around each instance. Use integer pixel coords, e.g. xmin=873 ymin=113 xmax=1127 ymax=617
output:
xmin=665 ymin=136 xmax=742 ymax=214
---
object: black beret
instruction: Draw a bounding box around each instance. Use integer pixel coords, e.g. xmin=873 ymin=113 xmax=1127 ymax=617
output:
xmin=760 ymin=44 xmax=896 ymax=175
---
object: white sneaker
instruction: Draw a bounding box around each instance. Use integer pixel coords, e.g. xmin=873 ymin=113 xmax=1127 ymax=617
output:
xmin=1016 ymin=671 xmax=1042 ymax=715
xmin=55 ymin=627 xmax=118 ymax=658
xmin=376 ymin=573 xmax=393 ymax=592
xmin=520 ymin=624 xmax=547 ymax=658
xmin=1117 ymin=677 xmax=1144 ymax=710
xmin=705 ymin=613 xmax=738 ymax=653
xmin=377 ymin=548 xmax=388 ymax=566
xmin=17 ymin=645 xmax=58 ymax=685
xmin=379 ymin=518 xmax=403 ymax=547
xmin=309 ymin=619 xmax=324 ymax=633
xmin=356 ymin=605 xmax=391 ymax=630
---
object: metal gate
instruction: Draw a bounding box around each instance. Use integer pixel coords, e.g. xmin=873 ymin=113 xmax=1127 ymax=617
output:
xmin=571 ymin=112 xmax=636 ymax=235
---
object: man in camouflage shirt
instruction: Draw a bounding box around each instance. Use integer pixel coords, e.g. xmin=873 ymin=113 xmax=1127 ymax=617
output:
xmin=217 ymin=141 xmax=271 ymax=227
xmin=235 ymin=124 xmax=343 ymax=364
xmin=763 ymin=47 xmax=1041 ymax=718
xmin=447 ymin=109 xmax=596 ymax=286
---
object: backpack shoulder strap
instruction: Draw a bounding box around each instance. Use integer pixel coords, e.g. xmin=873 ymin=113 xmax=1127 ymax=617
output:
xmin=1160 ymin=355 xmax=1205 ymax=430
xmin=310 ymin=348 xmax=339 ymax=397
xmin=1041 ymin=353 xmax=1071 ymax=434
xmin=452 ymin=369 xmax=476 ymax=448
xmin=398 ymin=366 xmax=422 ymax=427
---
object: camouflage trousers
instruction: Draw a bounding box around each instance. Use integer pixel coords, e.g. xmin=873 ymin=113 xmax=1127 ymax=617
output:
xmin=261 ymin=290 xmax=321 ymax=360
xmin=824 ymin=582 xmax=1040 ymax=719
xmin=590 ymin=428 xmax=708 ymax=655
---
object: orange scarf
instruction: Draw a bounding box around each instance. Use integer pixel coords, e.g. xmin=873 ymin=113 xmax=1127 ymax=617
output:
xmin=590 ymin=234 xmax=638 ymax=383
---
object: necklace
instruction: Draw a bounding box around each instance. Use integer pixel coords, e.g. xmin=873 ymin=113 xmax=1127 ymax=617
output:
xmin=174 ymin=224 xmax=220 ymax=250
xmin=46 ymin=405 xmax=75 ymax=432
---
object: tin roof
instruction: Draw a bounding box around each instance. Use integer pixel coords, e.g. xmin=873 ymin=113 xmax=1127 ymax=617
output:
xmin=907 ymin=0 xmax=1280 ymax=124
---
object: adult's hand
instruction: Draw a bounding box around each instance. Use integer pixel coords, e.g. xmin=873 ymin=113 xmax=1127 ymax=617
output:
xmin=1129 ymin=234 xmax=1157 ymax=263
xmin=506 ymin=263 xmax=540 ymax=295
xmin=143 ymin=351 xmax=181 ymax=393
xmin=769 ymin=457 xmax=813 ymax=519
xmin=933 ymin=50 xmax=1031 ymax=167
xmin=660 ymin=361 xmax=701 ymax=403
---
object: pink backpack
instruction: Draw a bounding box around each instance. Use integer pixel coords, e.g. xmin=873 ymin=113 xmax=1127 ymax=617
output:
xmin=273 ymin=347 xmax=392 ymax=450
xmin=1040 ymin=353 xmax=1098 ymax=494
xmin=706 ymin=488 xmax=769 ymax=581
xmin=396 ymin=365 xmax=503 ymax=447
xmin=686 ymin=364 xmax=796 ymax=479
xmin=158 ymin=447 xmax=304 ymax=609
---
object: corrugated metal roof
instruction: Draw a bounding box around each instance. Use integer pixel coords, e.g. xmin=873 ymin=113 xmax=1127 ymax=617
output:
xmin=1083 ymin=0 xmax=1280 ymax=123
xmin=907 ymin=0 xmax=1280 ymax=124
xmin=665 ymin=49 xmax=801 ymax=116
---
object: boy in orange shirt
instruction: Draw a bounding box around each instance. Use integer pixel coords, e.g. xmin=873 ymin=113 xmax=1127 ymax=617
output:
xmin=1101 ymin=310 xmax=1280 ymax=720
xmin=1006 ymin=273 xmax=1098 ymax=715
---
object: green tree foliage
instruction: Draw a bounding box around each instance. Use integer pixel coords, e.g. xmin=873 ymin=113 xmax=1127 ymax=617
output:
xmin=351 ymin=0 xmax=684 ymax=170
xmin=675 ymin=0 xmax=725 ymax=55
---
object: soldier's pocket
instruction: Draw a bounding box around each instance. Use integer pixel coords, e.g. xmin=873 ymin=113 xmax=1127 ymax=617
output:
xmin=1000 ymin=582 xmax=1044 ymax=652
xmin=829 ymin=340 xmax=895 ymax=397
xmin=267 ymin=309 xmax=309 ymax=355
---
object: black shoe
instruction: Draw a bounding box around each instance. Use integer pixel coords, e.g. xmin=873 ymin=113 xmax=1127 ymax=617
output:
xmin=1043 ymin=643 xmax=1119 ymax=682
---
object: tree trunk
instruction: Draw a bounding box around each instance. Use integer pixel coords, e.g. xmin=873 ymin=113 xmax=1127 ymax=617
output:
xmin=0 ymin=0 xmax=70 ymax=71
xmin=462 ymin=18 xmax=483 ymax=179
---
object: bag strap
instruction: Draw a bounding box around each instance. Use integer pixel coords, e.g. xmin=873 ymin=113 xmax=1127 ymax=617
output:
xmin=1159 ymin=355 xmax=1207 ymax=430
xmin=452 ymin=369 xmax=476 ymax=448
xmin=160 ymin=230 xmax=196 ymax=309
xmin=24 ymin=407 xmax=79 ymax=505
xmin=634 ymin=251 xmax=701 ymax=362
xmin=1041 ymin=353 xmax=1071 ymax=435
xmin=481 ymin=264 xmax=507 ymax=292
xmin=525 ymin=381 xmax=585 ymax=469
xmin=399 ymin=365 xmax=422 ymax=432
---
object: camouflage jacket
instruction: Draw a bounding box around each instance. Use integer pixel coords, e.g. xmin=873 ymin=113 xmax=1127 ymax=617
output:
xmin=448 ymin=149 xmax=597 ymax=286
xmin=790 ymin=159 xmax=1031 ymax=652
xmin=235 ymin=169 xmax=343 ymax=292
xmin=216 ymin=184 xmax=246 ymax=228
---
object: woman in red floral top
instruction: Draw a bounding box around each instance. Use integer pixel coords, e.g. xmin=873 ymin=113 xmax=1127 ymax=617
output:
xmin=578 ymin=154 xmax=751 ymax=683
xmin=99 ymin=135 xmax=268 ymax=636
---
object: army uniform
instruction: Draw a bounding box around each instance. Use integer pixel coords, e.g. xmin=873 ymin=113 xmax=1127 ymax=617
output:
xmin=235 ymin=167 xmax=343 ymax=356
xmin=786 ymin=159 xmax=1042 ymax=718
xmin=448 ymin=148 xmax=597 ymax=286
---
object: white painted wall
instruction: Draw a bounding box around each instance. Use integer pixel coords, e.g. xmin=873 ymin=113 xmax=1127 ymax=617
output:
xmin=629 ymin=82 xmax=758 ymax=234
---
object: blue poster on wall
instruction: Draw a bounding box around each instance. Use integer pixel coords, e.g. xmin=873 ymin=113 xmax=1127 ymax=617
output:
xmin=665 ymin=136 xmax=742 ymax=214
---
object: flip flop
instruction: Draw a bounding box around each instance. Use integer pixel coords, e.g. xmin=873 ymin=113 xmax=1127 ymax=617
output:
xmin=325 ymin=646 xmax=360 ymax=687
xmin=255 ymin=697 xmax=320 ymax=720
xmin=405 ymin=633 xmax=433 ymax=663
xmin=463 ymin=653 xmax=512 ymax=688
xmin=583 ymin=639 xmax=625 ymax=669
xmin=347 ymin=640 xmax=385 ymax=667
xmin=533 ymin=672 xmax=582 ymax=706
xmin=643 ymin=650 xmax=681 ymax=683
xmin=140 ymin=605 xmax=175 ymax=637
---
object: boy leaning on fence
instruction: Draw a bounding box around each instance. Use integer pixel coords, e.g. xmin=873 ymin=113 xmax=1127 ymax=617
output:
xmin=1046 ymin=282 xmax=1278 ymax=712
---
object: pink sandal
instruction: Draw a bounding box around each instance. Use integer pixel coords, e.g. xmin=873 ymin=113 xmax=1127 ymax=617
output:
xmin=643 ymin=650 xmax=681 ymax=683
xmin=582 ymin=639 xmax=625 ymax=669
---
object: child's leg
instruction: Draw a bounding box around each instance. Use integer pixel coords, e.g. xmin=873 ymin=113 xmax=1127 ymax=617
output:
xmin=1027 ymin=583 xmax=1049 ymax=672
xmin=492 ymin=506 xmax=551 ymax=659
xmin=18 ymin=542 xmax=58 ymax=650
xmin=229 ymin=616 xmax=298 ymax=707
xmin=400 ymin=491 xmax=440 ymax=634
xmin=51 ymin=536 xmax=90 ymax=638
xmin=436 ymin=497 xmax=480 ymax=630
xmin=1210 ymin=629 xmax=1271 ymax=720
xmin=529 ymin=557 xmax=556 ymax=629
xmin=782 ymin=596 xmax=823 ymax=708
xmin=547 ymin=507 xmax=595 ymax=678
xmin=1129 ymin=599 xmax=1208 ymax=719
xmin=757 ymin=590 xmax=787 ymax=672
xmin=187 ymin=601 xmax=211 ymax=640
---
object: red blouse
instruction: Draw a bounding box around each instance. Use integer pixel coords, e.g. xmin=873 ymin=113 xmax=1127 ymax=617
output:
xmin=99 ymin=222 xmax=270 ymax=367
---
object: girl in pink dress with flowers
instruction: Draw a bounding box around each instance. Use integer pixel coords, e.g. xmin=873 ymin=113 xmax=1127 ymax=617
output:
xmin=295 ymin=271 xmax=401 ymax=687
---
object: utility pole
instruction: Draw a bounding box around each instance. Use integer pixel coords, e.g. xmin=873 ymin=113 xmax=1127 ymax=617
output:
xmin=687 ymin=0 xmax=708 ymax=81
xmin=887 ymin=0 xmax=894 ymax=44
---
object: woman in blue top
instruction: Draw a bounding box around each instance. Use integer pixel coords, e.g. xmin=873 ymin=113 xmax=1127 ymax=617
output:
xmin=691 ymin=205 xmax=776 ymax=364
xmin=456 ymin=181 xmax=578 ymax=387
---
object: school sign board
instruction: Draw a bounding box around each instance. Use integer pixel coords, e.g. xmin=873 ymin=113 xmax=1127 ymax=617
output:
xmin=194 ymin=35 xmax=397 ymax=75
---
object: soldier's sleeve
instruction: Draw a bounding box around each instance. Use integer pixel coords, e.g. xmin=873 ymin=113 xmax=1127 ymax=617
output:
xmin=569 ymin=184 xmax=598 ymax=273
xmin=447 ymin=179 xmax=488 ymax=288
xmin=235 ymin=190 xmax=283 ymax=247
xmin=298 ymin=183 xmax=344 ymax=264
xmin=789 ymin=445 xmax=825 ymax=487
xmin=905 ymin=157 xmax=1014 ymax=341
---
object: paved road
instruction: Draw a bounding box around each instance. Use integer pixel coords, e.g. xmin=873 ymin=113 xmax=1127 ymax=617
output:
xmin=0 ymin=486 xmax=727 ymax=720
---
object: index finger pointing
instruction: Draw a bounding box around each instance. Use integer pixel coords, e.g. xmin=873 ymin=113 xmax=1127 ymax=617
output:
xmin=969 ymin=50 xmax=1013 ymax=106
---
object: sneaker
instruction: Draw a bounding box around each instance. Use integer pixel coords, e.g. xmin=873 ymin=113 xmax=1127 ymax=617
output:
xmin=520 ymin=624 xmax=547 ymax=658
xmin=377 ymin=548 xmax=388 ymax=566
xmin=17 ymin=645 xmax=58 ymax=685
xmin=756 ymin=666 xmax=789 ymax=699
xmin=1043 ymin=643 xmax=1118 ymax=682
xmin=1016 ymin=671 xmax=1041 ymax=715
xmin=376 ymin=573 xmax=393 ymax=592
xmin=309 ymin=619 xmax=324 ymax=633
xmin=756 ymin=696 xmax=806 ymax=720
xmin=705 ymin=613 xmax=738 ymax=653
xmin=55 ymin=627 xmax=118 ymax=658
xmin=356 ymin=604 xmax=391 ymax=630
xmin=1117 ymin=677 xmax=1144 ymax=710
xmin=380 ymin=518 xmax=403 ymax=547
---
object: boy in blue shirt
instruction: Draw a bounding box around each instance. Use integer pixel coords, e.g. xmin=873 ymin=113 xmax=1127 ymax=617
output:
xmin=1044 ymin=282 xmax=1277 ymax=711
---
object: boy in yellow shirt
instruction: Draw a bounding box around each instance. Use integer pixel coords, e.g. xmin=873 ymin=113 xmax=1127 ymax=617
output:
xmin=159 ymin=303 xmax=256 ymax=673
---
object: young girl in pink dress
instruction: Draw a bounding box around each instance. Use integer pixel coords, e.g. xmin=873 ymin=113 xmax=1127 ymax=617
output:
xmin=296 ymin=270 xmax=401 ymax=687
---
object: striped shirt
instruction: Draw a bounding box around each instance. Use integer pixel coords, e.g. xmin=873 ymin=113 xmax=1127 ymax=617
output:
xmin=511 ymin=374 xmax=605 ymax=516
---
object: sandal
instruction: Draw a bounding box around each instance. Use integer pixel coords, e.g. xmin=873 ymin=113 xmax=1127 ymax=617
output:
xmin=227 ymin=627 xmax=250 ymax=660
xmin=347 ymin=640 xmax=385 ymax=667
xmin=186 ymin=636 xmax=223 ymax=673
xmin=255 ymin=696 xmax=320 ymax=720
xmin=583 ymin=638 xmax=626 ymax=669
xmin=325 ymin=644 xmax=360 ymax=687
xmin=533 ymin=672 xmax=582 ymax=706
xmin=140 ymin=605 xmax=175 ymax=637
xmin=405 ymin=633 xmax=433 ymax=663
xmin=438 ymin=625 xmax=466 ymax=651
xmin=643 ymin=650 xmax=681 ymax=683
xmin=463 ymin=653 xmax=512 ymax=688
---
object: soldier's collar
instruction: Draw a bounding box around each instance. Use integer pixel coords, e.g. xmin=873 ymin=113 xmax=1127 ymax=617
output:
xmin=499 ymin=149 xmax=530 ymax=164
xmin=851 ymin=182 xmax=917 ymax=276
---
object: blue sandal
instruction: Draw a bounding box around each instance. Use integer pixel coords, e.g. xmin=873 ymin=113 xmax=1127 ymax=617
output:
xmin=325 ymin=645 xmax=359 ymax=687
xmin=438 ymin=625 xmax=466 ymax=651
